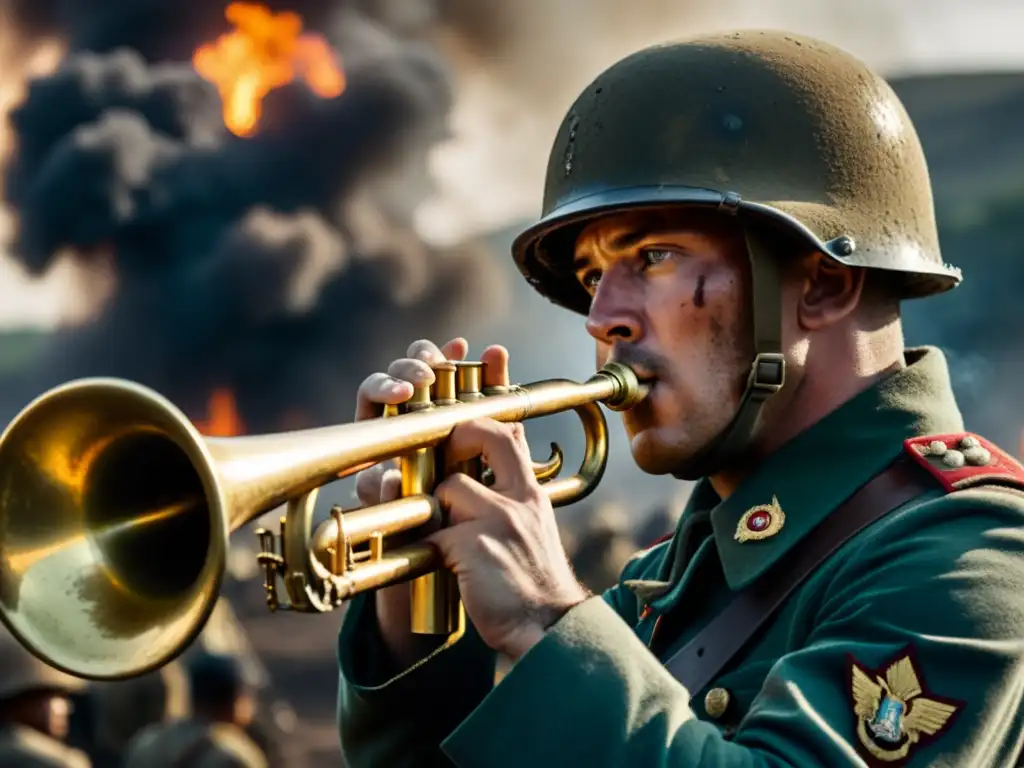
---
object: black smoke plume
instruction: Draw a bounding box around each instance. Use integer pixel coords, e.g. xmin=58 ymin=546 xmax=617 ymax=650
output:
xmin=0 ymin=0 xmax=505 ymax=430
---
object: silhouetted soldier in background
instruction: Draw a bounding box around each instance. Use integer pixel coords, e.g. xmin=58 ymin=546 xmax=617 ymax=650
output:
xmin=0 ymin=630 xmax=91 ymax=767
xmin=124 ymin=653 xmax=267 ymax=768
xmin=85 ymin=661 xmax=191 ymax=767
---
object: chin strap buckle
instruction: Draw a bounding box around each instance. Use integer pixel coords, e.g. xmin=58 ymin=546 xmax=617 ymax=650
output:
xmin=748 ymin=353 xmax=785 ymax=398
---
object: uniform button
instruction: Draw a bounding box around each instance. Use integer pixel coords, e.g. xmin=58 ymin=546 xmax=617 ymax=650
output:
xmin=704 ymin=687 xmax=731 ymax=720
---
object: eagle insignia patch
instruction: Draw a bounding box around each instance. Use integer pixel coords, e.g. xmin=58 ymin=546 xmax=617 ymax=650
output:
xmin=848 ymin=648 xmax=962 ymax=765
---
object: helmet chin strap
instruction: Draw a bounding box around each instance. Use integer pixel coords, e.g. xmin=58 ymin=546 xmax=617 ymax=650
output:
xmin=673 ymin=224 xmax=786 ymax=482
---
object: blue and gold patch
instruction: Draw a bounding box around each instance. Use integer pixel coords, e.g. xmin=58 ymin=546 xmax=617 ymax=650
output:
xmin=847 ymin=647 xmax=962 ymax=765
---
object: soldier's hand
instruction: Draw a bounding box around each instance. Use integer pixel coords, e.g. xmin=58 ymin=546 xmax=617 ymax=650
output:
xmin=353 ymin=337 xmax=466 ymax=508
xmin=427 ymin=418 xmax=589 ymax=662
xmin=351 ymin=337 xmax=511 ymax=666
xmin=352 ymin=338 xmax=512 ymax=505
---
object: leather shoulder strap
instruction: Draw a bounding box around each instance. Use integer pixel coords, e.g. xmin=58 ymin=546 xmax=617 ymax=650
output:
xmin=663 ymin=458 xmax=933 ymax=694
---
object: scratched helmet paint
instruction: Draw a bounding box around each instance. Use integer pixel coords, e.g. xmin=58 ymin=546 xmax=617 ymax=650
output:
xmin=511 ymin=30 xmax=962 ymax=317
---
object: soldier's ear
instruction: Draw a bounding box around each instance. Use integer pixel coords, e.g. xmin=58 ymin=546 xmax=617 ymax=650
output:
xmin=795 ymin=253 xmax=865 ymax=331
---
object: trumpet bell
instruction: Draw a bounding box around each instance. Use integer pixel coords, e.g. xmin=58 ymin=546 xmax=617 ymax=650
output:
xmin=0 ymin=378 xmax=227 ymax=680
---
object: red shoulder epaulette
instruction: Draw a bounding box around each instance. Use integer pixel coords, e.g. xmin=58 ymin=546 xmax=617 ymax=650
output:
xmin=903 ymin=432 xmax=1024 ymax=493
xmin=647 ymin=531 xmax=674 ymax=549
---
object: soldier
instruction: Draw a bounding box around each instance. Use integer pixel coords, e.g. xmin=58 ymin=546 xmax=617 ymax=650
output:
xmin=337 ymin=31 xmax=1024 ymax=767
xmin=123 ymin=653 xmax=267 ymax=768
xmin=88 ymin=660 xmax=191 ymax=767
xmin=0 ymin=630 xmax=91 ymax=767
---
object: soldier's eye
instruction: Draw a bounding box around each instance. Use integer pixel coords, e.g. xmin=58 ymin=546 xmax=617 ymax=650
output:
xmin=640 ymin=248 xmax=676 ymax=268
xmin=580 ymin=270 xmax=602 ymax=289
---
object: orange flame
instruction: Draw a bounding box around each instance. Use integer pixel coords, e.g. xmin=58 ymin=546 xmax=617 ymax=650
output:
xmin=193 ymin=2 xmax=346 ymax=137
xmin=194 ymin=389 xmax=246 ymax=437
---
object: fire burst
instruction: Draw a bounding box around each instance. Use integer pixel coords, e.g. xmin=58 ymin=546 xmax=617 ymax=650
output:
xmin=193 ymin=2 xmax=346 ymax=138
xmin=194 ymin=389 xmax=246 ymax=436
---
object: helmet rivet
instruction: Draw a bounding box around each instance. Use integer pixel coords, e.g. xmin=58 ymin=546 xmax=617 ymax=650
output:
xmin=831 ymin=236 xmax=856 ymax=256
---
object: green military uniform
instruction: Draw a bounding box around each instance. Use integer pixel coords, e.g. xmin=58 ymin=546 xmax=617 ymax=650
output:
xmin=337 ymin=347 xmax=1024 ymax=766
xmin=336 ymin=30 xmax=1024 ymax=767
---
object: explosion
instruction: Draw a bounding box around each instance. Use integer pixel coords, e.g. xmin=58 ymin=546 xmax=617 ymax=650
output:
xmin=194 ymin=3 xmax=345 ymax=138
xmin=0 ymin=1 xmax=507 ymax=436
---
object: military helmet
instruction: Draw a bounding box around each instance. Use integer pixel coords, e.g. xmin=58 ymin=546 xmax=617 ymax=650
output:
xmin=512 ymin=31 xmax=962 ymax=477
xmin=0 ymin=630 xmax=86 ymax=702
xmin=512 ymin=30 xmax=962 ymax=316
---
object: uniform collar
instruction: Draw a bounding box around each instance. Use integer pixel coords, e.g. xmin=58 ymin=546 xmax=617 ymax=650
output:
xmin=708 ymin=346 xmax=963 ymax=590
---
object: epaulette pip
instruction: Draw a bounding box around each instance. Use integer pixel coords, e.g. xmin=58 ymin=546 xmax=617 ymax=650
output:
xmin=904 ymin=432 xmax=1024 ymax=493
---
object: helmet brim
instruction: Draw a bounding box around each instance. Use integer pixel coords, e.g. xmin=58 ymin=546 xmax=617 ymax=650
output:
xmin=512 ymin=185 xmax=962 ymax=315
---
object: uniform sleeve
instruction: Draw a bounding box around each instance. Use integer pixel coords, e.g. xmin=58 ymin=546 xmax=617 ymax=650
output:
xmin=336 ymin=592 xmax=497 ymax=768
xmin=439 ymin=489 xmax=1024 ymax=768
xmin=336 ymin=554 xmax=649 ymax=767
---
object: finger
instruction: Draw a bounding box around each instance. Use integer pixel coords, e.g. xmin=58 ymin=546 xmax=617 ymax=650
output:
xmin=386 ymin=358 xmax=437 ymax=387
xmin=355 ymin=464 xmax=386 ymax=506
xmin=480 ymin=345 xmax=510 ymax=388
xmin=445 ymin=418 xmax=534 ymax=491
xmin=407 ymin=339 xmax=447 ymax=365
xmin=440 ymin=337 xmax=469 ymax=361
xmin=355 ymin=372 xmax=415 ymax=421
xmin=508 ymin=422 xmax=529 ymax=452
xmin=424 ymin=526 xmax=458 ymax=570
xmin=435 ymin=472 xmax=499 ymax=525
xmin=380 ymin=468 xmax=402 ymax=503
xmin=422 ymin=520 xmax=496 ymax=570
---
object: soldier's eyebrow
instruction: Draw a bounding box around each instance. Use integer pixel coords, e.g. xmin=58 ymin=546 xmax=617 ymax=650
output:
xmin=608 ymin=228 xmax=648 ymax=251
xmin=574 ymin=219 xmax=673 ymax=268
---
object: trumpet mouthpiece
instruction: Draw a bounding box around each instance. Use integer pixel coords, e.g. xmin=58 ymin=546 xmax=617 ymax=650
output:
xmin=594 ymin=361 xmax=650 ymax=411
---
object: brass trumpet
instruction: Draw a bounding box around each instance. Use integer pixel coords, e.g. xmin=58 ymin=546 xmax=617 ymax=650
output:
xmin=0 ymin=360 xmax=647 ymax=680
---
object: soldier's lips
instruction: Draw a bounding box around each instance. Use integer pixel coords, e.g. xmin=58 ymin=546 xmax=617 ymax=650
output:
xmin=627 ymin=375 xmax=661 ymax=414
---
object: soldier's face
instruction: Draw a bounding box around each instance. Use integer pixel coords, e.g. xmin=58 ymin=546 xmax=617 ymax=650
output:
xmin=575 ymin=209 xmax=752 ymax=476
xmin=9 ymin=692 xmax=72 ymax=739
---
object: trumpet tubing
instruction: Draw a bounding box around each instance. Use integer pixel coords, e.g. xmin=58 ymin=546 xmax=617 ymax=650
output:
xmin=0 ymin=359 xmax=647 ymax=680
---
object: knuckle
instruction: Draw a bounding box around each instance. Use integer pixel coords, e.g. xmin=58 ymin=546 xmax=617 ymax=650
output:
xmin=480 ymin=418 xmax=511 ymax=439
xmin=508 ymin=422 xmax=527 ymax=444
xmin=438 ymin=472 xmax=471 ymax=496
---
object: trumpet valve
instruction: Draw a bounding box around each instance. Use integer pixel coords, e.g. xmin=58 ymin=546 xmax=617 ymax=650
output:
xmin=431 ymin=362 xmax=460 ymax=406
xmin=255 ymin=526 xmax=287 ymax=612
xmin=454 ymin=361 xmax=485 ymax=402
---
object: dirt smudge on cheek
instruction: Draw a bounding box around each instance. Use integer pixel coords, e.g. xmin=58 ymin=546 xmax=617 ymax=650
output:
xmin=693 ymin=274 xmax=706 ymax=308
